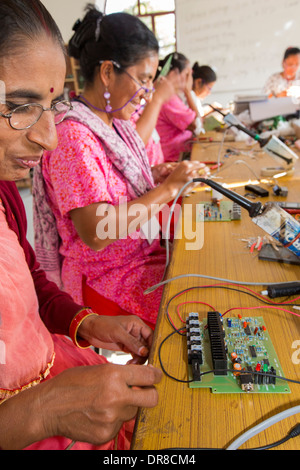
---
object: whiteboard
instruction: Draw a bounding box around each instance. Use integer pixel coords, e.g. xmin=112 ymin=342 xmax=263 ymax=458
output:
xmin=175 ymin=0 xmax=300 ymax=104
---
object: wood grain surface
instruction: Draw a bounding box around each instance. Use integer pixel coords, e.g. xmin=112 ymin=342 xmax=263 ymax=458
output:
xmin=132 ymin=133 xmax=300 ymax=450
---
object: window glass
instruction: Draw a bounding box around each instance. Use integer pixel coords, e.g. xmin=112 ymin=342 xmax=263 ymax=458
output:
xmin=155 ymin=13 xmax=176 ymax=57
xmin=139 ymin=15 xmax=153 ymax=31
xmin=96 ymin=0 xmax=176 ymax=55
xmin=98 ymin=0 xmax=175 ymax=14
xmin=143 ymin=0 xmax=174 ymax=12
xmin=96 ymin=0 xmax=136 ymax=14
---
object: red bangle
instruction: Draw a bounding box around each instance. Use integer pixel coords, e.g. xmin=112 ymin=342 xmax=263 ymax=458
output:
xmin=69 ymin=308 xmax=97 ymax=348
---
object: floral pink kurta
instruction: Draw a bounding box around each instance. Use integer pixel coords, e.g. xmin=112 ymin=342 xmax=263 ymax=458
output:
xmin=42 ymin=119 xmax=165 ymax=326
xmin=130 ymin=106 xmax=165 ymax=166
xmin=156 ymin=94 xmax=196 ymax=162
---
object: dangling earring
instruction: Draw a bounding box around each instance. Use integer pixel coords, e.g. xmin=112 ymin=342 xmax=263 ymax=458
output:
xmin=104 ymin=88 xmax=112 ymax=113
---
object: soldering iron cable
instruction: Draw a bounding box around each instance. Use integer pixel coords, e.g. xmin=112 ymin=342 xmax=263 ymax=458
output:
xmin=226 ymin=405 xmax=300 ymax=450
xmin=145 ymin=178 xmax=298 ymax=295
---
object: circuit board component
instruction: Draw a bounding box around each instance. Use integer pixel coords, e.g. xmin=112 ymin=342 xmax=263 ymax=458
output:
xmin=207 ymin=311 xmax=227 ymax=375
xmin=197 ymin=201 xmax=241 ymax=222
xmin=187 ymin=313 xmax=290 ymax=394
xmin=186 ymin=312 xmax=203 ymax=381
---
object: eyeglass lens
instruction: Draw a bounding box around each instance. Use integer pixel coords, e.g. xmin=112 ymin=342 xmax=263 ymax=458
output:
xmin=9 ymin=101 xmax=71 ymax=130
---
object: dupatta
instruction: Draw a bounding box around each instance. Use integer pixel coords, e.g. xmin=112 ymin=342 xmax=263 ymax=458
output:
xmin=33 ymin=101 xmax=155 ymax=284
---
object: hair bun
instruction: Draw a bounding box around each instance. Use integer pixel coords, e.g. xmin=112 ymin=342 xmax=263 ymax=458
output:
xmin=72 ymin=19 xmax=82 ymax=32
xmin=68 ymin=7 xmax=104 ymax=59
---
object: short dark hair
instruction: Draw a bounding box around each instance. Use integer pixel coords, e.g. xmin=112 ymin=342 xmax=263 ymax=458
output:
xmin=192 ymin=63 xmax=217 ymax=83
xmin=283 ymin=47 xmax=300 ymax=60
xmin=68 ymin=4 xmax=159 ymax=84
xmin=0 ymin=0 xmax=65 ymax=59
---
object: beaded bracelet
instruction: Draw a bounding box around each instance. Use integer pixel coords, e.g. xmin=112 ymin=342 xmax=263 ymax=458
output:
xmin=69 ymin=308 xmax=97 ymax=348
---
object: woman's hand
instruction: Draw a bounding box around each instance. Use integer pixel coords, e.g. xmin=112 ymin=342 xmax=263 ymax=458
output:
xmin=161 ymin=160 xmax=210 ymax=198
xmin=151 ymin=162 xmax=178 ymax=184
xmin=78 ymin=314 xmax=154 ymax=364
xmin=183 ymin=67 xmax=193 ymax=94
xmin=0 ymin=361 xmax=162 ymax=449
xmin=153 ymin=69 xmax=181 ymax=104
xmin=42 ymin=363 xmax=162 ymax=446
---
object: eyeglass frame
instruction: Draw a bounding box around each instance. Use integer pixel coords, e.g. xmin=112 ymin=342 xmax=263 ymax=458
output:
xmin=0 ymin=99 xmax=73 ymax=130
xmin=99 ymin=60 xmax=155 ymax=96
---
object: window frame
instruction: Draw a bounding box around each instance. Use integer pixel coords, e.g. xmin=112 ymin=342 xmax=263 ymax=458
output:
xmin=133 ymin=1 xmax=177 ymax=51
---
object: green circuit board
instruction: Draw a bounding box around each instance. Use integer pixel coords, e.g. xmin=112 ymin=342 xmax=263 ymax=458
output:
xmin=186 ymin=313 xmax=290 ymax=394
xmin=196 ymin=201 xmax=241 ymax=222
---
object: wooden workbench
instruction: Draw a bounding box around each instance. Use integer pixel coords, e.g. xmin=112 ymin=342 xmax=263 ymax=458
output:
xmin=132 ymin=133 xmax=300 ymax=450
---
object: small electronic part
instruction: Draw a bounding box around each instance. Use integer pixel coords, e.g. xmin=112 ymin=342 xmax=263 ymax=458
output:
xmin=187 ymin=315 xmax=289 ymax=394
xmin=197 ymin=201 xmax=241 ymax=222
xmin=244 ymin=184 xmax=269 ymax=197
xmin=239 ymin=367 xmax=254 ymax=392
xmin=186 ymin=312 xmax=203 ymax=381
xmin=272 ymin=184 xmax=288 ymax=197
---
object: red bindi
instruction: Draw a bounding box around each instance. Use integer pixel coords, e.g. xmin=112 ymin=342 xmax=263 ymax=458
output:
xmin=50 ymin=87 xmax=54 ymax=93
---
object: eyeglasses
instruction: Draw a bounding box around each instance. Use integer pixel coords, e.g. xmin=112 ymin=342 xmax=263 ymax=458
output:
xmin=0 ymin=100 xmax=72 ymax=130
xmin=100 ymin=60 xmax=155 ymax=96
xmin=122 ymin=68 xmax=155 ymax=96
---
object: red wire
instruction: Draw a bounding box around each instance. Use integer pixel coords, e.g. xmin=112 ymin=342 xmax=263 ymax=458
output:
xmin=176 ymin=300 xmax=216 ymax=322
xmin=166 ymin=282 xmax=300 ymax=328
xmin=222 ymin=304 xmax=300 ymax=318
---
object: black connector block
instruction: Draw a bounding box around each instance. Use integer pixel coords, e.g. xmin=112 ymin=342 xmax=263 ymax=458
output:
xmin=207 ymin=311 xmax=227 ymax=376
xmin=186 ymin=312 xmax=203 ymax=381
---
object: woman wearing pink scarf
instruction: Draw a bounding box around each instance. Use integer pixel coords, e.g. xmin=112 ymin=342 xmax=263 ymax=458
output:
xmin=34 ymin=6 xmax=204 ymax=329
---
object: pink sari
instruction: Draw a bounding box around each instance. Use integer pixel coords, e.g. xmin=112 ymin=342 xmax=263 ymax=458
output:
xmin=34 ymin=102 xmax=166 ymax=327
xmin=0 ymin=200 xmax=133 ymax=450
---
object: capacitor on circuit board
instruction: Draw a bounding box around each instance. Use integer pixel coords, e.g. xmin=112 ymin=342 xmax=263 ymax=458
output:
xmin=231 ymin=352 xmax=237 ymax=362
xmin=233 ymin=362 xmax=242 ymax=375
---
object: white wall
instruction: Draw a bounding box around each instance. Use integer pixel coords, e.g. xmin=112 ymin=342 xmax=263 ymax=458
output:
xmin=42 ymin=0 xmax=300 ymax=107
xmin=175 ymin=0 xmax=300 ymax=107
xmin=42 ymin=0 xmax=95 ymax=43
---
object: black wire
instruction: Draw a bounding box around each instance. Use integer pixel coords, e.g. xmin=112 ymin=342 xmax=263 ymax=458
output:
xmin=158 ymin=327 xmax=193 ymax=383
xmin=249 ymin=435 xmax=291 ymax=450
xmin=158 ymin=328 xmax=300 ymax=450
xmin=158 ymin=325 xmax=300 ymax=386
xmin=158 ymin=284 xmax=300 ymax=451
xmin=160 ymin=284 xmax=300 ymax=385
xmin=164 ymin=283 xmax=300 ymax=340
xmin=165 ymin=284 xmax=300 ymax=330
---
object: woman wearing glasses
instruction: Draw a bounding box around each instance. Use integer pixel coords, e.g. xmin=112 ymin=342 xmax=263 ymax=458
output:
xmin=34 ymin=6 xmax=205 ymax=329
xmin=0 ymin=0 xmax=164 ymax=450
